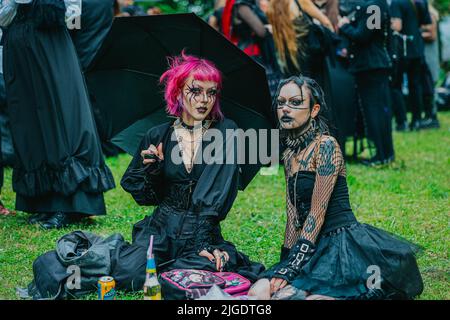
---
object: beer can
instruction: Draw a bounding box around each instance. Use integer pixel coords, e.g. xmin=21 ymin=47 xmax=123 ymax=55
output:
xmin=98 ymin=276 xmax=116 ymax=300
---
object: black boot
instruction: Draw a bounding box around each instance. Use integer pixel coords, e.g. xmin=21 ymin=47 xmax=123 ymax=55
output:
xmin=39 ymin=212 xmax=74 ymax=230
xmin=28 ymin=213 xmax=52 ymax=225
xmin=361 ymin=157 xmax=385 ymax=167
xmin=420 ymin=117 xmax=440 ymax=129
xmin=409 ymin=120 xmax=422 ymax=131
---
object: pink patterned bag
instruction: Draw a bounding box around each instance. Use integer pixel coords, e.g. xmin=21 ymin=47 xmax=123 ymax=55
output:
xmin=160 ymin=269 xmax=251 ymax=300
xmin=216 ymin=272 xmax=251 ymax=296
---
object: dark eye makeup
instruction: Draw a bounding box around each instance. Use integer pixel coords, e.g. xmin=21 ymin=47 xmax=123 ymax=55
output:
xmin=189 ymin=87 xmax=202 ymax=95
xmin=276 ymin=97 xmax=305 ymax=109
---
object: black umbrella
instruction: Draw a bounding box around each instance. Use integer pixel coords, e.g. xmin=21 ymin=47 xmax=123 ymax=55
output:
xmin=85 ymin=13 xmax=275 ymax=189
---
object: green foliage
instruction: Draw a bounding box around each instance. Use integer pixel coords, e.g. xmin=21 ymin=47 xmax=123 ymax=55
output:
xmin=135 ymin=0 xmax=215 ymax=17
xmin=0 ymin=113 xmax=449 ymax=300
xmin=435 ymin=0 xmax=450 ymax=15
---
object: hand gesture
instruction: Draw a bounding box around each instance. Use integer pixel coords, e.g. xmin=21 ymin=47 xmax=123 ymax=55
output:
xmin=141 ymin=143 xmax=164 ymax=165
xmin=270 ymin=277 xmax=288 ymax=294
xmin=199 ymin=248 xmax=230 ymax=272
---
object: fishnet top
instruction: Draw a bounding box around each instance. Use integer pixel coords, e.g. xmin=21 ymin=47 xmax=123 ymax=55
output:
xmin=283 ymin=133 xmax=346 ymax=248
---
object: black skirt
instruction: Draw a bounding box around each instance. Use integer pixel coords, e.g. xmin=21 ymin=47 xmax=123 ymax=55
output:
xmin=263 ymin=223 xmax=423 ymax=299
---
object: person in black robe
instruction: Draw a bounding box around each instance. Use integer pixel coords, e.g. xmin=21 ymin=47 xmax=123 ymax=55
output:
xmin=69 ymin=0 xmax=114 ymax=72
xmin=0 ymin=0 xmax=115 ymax=228
xmin=0 ymin=29 xmax=14 ymax=216
xmin=114 ymin=53 xmax=265 ymax=295
xmin=69 ymin=0 xmax=123 ymax=157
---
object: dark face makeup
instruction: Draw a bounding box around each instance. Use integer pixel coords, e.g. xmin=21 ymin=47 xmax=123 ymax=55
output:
xmin=181 ymin=75 xmax=218 ymax=125
xmin=276 ymin=82 xmax=312 ymax=131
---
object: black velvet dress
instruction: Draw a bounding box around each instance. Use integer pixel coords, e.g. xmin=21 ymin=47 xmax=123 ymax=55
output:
xmin=2 ymin=0 xmax=115 ymax=215
xmin=115 ymin=119 xmax=265 ymax=292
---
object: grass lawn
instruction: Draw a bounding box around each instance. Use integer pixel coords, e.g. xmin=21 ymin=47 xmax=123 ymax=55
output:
xmin=0 ymin=112 xmax=449 ymax=300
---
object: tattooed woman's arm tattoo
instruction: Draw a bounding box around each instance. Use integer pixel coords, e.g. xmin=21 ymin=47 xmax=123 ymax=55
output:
xmin=300 ymin=137 xmax=344 ymax=244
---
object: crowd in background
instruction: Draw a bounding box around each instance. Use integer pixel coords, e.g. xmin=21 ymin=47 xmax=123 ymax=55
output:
xmin=204 ymin=0 xmax=445 ymax=167
xmin=114 ymin=0 xmax=163 ymax=16
xmin=113 ymin=0 xmax=448 ymax=165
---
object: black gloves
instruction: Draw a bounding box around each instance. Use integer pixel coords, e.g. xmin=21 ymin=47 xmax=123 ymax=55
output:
xmin=280 ymin=246 xmax=290 ymax=261
xmin=274 ymin=239 xmax=316 ymax=282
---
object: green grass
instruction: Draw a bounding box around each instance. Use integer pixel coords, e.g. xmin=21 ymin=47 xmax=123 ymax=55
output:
xmin=0 ymin=113 xmax=449 ymax=300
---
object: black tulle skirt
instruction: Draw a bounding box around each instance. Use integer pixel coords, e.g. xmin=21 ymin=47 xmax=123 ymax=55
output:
xmin=263 ymin=223 xmax=423 ymax=299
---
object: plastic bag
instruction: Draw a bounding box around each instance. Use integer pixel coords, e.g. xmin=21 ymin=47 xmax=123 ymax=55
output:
xmin=271 ymin=285 xmax=307 ymax=300
xmin=196 ymin=285 xmax=257 ymax=301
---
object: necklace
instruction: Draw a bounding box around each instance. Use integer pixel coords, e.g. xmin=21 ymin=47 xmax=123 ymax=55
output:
xmin=283 ymin=125 xmax=320 ymax=230
xmin=173 ymin=118 xmax=212 ymax=173
xmin=283 ymin=125 xmax=318 ymax=164
xmin=174 ymin=118 xmax=211 ymax=133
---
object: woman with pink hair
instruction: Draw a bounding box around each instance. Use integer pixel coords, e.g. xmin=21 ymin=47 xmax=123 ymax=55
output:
xmin=116 ymin=53 xmax=264 ymax=295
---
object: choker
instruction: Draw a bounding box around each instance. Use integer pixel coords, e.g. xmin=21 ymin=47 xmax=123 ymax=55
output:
xmin=173 ymin=118 xmax=212 ymax=133
xmin=283 ymin=126 xmax=318 ymax=160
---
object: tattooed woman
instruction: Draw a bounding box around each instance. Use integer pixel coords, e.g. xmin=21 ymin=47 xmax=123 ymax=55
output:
xmin=116 ymin=53 xmax=264 ymax=292
xmin=250 ymin=76 xmax=423 ymax=300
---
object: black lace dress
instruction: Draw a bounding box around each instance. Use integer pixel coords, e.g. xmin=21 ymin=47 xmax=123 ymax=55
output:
xmin=2 ymin=0 xmax=115 ymax=215
xmin=263 ymin=128 xmax=423 ymax=299
xmin=115 ymin=119 xmax=265 ymax=292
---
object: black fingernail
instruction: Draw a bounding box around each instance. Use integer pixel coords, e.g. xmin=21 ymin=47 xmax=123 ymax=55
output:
xmin=211 ymin=259 xmax=215 ymax=263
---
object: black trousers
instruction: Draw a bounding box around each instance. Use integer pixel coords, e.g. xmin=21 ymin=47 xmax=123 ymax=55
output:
xmin=392 ymin=57 xmax=425 ymax=122
xmin=390 ymin=60 xmax=407 ymax=126
xmin=421 ymin=61 xmax=438 ymax=120
xmin=355 ymin=69 xmax=394 ymax=161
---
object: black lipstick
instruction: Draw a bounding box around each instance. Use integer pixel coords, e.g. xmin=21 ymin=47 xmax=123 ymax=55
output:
xmin=280 ymin=115 xmax=293 ymax=123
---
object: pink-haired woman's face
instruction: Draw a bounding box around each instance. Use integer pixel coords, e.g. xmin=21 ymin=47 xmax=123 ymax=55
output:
xmin=181 ymin=75 xmax=218 ymax=124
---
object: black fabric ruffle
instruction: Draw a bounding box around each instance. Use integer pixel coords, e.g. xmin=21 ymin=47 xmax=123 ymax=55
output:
xmin=12 ymin=157 xmax=115 ymax=197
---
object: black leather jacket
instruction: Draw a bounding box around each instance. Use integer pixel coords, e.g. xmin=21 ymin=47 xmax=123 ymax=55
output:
xmin=339 ymin=0 xmax=392 ymax=73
